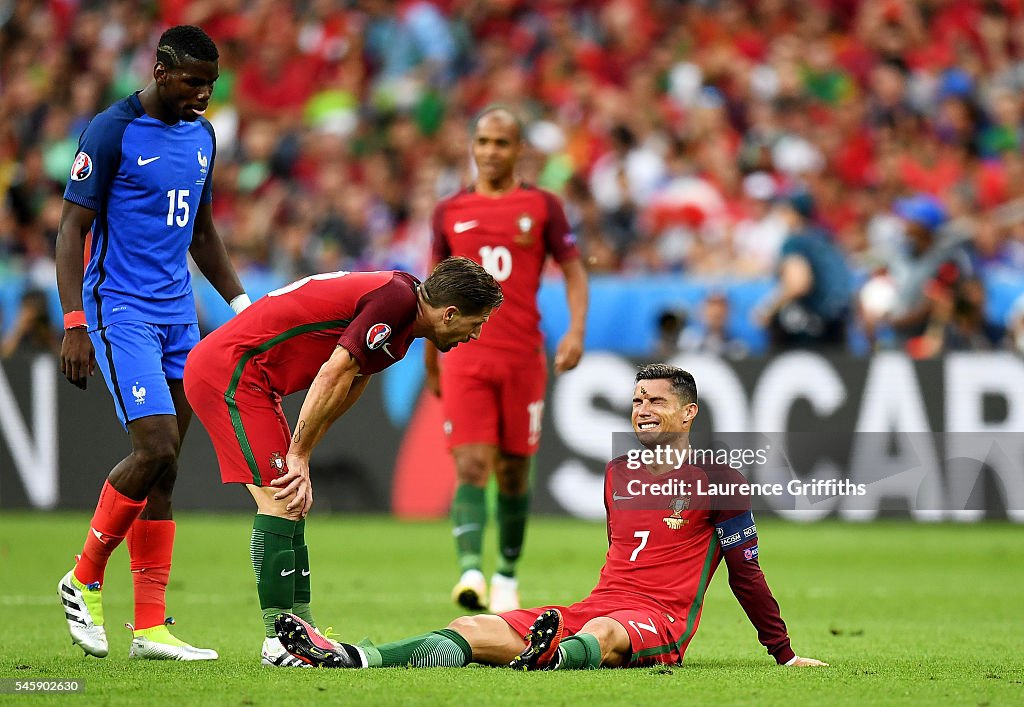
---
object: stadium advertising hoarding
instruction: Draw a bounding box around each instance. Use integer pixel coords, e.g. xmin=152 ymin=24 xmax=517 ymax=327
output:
xmin=1 ymin=351 xmax=1022 ymax=521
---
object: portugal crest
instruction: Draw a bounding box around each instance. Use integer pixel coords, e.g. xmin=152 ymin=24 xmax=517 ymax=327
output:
xmin=270 ymin=451 xmax=286 ymax=475
xmin=514 ymin=213 xmax=534 ymax=246
xmin=663 ymin=495 xmax=690 ymax=530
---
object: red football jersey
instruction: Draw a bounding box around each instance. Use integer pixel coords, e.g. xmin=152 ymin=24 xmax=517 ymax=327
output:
xmin=190 ymin=271 xmax=419 ymax=395
xmin=587 ymin=456 xmax=793 ymax=662
xmin=593 ymin=458 xmax=729 ymax=623
xmin=432 ymin=184 xmax=579 ymax=359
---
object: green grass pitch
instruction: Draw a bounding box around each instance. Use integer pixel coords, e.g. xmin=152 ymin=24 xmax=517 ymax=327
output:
xmin=0 ymin=513 xmax=1021 ymax=705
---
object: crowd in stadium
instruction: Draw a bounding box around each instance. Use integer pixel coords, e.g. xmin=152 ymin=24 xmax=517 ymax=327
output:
xmin=3 ymin=0 xmax=1024 ymax=357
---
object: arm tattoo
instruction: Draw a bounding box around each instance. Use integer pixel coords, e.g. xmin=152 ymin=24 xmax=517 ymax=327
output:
xmin=292 ymin=421 xmax=305 ymax=444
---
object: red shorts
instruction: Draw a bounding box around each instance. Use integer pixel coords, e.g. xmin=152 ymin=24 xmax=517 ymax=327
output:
xmin=439 ymin=349 xmax=547 ymax=456
xmin=499 ymin=597 xmax=690 ymax=667
xmin=183 ymin=363 xmax=292 ymax=487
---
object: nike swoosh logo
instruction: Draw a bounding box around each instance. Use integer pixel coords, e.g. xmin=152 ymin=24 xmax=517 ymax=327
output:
xmin=382 ymin=343 xmax=395 ymax=360
xmin=280 ymin=569 xmax=296 ymax=577
xmin=452 ymin=523 xmax=481 ymax=538
xmin=90 ymin=527 xmax=108 ymax=544
xmin=137 ymin=155 xmax=160 ymax=166
xmin=612 ymin=492 xmax=634 ymax=501
xmin=453 ymin=220 xmax=479 ymax=234
xmin=301 ymin=570 xmax=311 ymax=577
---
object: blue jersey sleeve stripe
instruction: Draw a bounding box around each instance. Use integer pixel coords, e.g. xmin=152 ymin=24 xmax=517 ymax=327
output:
xmin=199 ymin=118 xmax=216 ymax=204
xmin=715 ymin=510 xmax=757 ymax=549
xmin=89 ymin=209 xmax=112 ymax=328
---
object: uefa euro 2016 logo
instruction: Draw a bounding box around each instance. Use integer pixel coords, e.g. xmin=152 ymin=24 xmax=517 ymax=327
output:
xmin=70 ymin=152 xmax=93 ymax=181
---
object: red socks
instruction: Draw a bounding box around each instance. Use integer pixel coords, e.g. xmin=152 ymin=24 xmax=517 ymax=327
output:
xmin=72 ymin=482 xmax=177 ymax=630
xmin=73 ymin=481 xmax=146 ymax=587
xmin=127 ymin=519 xmax=176 ymax=630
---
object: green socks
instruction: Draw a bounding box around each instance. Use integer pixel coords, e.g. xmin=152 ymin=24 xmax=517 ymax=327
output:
xmin=251 ymin=514 xmax=298 ymax=638
xmin=360 ymin=629 xmax=602 ymax=669
xmin=452 ymin=486 xmax=531 ymax=575
xmin=451 ymin=484 xmax=486 ymax=572
xmin=496 ymin=492 xmax=530 ymax=577
xmin=554 ymin=633 xmax=602 ymax=670
xmin=363 ymin=629 xmax=472 ymax=668
xmin=292 ymin=519 xmax=316 ymax=627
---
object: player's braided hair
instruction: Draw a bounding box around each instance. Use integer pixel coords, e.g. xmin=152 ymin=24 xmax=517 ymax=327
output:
xmin=636 ymin=364 xmax=697 ymax=405
xmin=157 ymin=25 xmax=218 ymax=69
xmin=421 ymin=257 xmax=504 ymax=315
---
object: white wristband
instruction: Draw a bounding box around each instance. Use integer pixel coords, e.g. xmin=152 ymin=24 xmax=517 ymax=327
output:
xmin=229 ymin=293 xmax=252 ymax=314
xmin=785 ymin=656 xmax=800 ymax=666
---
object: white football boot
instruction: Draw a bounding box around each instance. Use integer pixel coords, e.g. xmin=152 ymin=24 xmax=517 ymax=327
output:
xmin=489 ymin=573 xmax=521 ymax=613
xmin=59 ymin=570 xmax=108 ymax=658
xmin=261 ymin=636 xmax=310 ymax=667
xmin=127 ymin=619 xmax=218 ymax=660
xmin=451 ymin=569 xmax=488 ymax=611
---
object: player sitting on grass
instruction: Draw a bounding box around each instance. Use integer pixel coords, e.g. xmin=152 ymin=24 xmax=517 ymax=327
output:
xmin=274 ymin=364 xmax=828 ymax=670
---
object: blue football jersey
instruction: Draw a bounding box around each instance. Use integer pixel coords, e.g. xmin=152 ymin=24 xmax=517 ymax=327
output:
xmin=64 ymin=92 xmax=215 ymax=329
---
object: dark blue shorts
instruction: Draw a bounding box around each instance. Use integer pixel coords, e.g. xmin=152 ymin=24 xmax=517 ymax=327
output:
xmin=90 ymin=321 xmax=200 ymax=428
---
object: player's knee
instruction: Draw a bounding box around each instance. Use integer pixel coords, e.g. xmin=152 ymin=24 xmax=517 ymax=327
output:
xmin=495 ymin=459 xmax=528 ymax=493
xmin=278 ymin=505 xmax=304 ymax=522
xmin=579 ymin=618 xmax=630 ymax=667
xmin=454 ymin=452 xmax=491 ymax=486
xmin=151 ymin=463 xmax=178 ymax=495
xmin=132 ymin=442 xmax=178 ymax=476
xmin=496 ymin=456 xmax=529 ymax=495
xmin=446 ymin=614 xmax=489 ymax=641
xmin=247 ymin=485 xmax=304 ymax=521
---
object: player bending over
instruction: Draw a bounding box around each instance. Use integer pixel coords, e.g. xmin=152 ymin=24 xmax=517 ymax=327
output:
xmin=183 ymin=258 xmax=502 ymax=666
xmin=274 ymin=364 xmax=828 ymax=670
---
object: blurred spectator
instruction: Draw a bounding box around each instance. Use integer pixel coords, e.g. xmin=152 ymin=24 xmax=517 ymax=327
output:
xmin=909 ymin=276 xmax=1003 ymax=359
xmin=235 ymin=8 xmax=319 ymax=129
xmin=732 ymin=171 xmax=788 ymax=276
xmin=760 ymin=192 xmax=852 ymax=351
xmin=562 ymin=174 xmax=618 ymax=273
xmin=590 ymin=124 xmax=665 ymax=256
xmin=0 ymin=289 xmax=58 ymax=358
xmin=678 ymin=292 xmax=750 ymax=360
xmin=652 ymin=308 xmax=686 ymax=359
xmin=362 ymin=0 xmax=457 ymax=94
xmin=1005 ymin=293 xmax=1024 ymax=355
xmin=2 ymin=0 xmax=1024 ymax=351
xmin=863 ymin=194 xmax=973 ymax=347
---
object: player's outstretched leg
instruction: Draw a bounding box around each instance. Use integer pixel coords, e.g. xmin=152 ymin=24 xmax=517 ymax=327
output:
xmin=58 ymin=570 xmax=108 ymax=658
xmin=275 ymin=614 xmax=366 ymax=668
xmin=127 ymin=617 xmax=218 ymax=661
xmin=509 ymin=609 xmax=564 ymax=671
